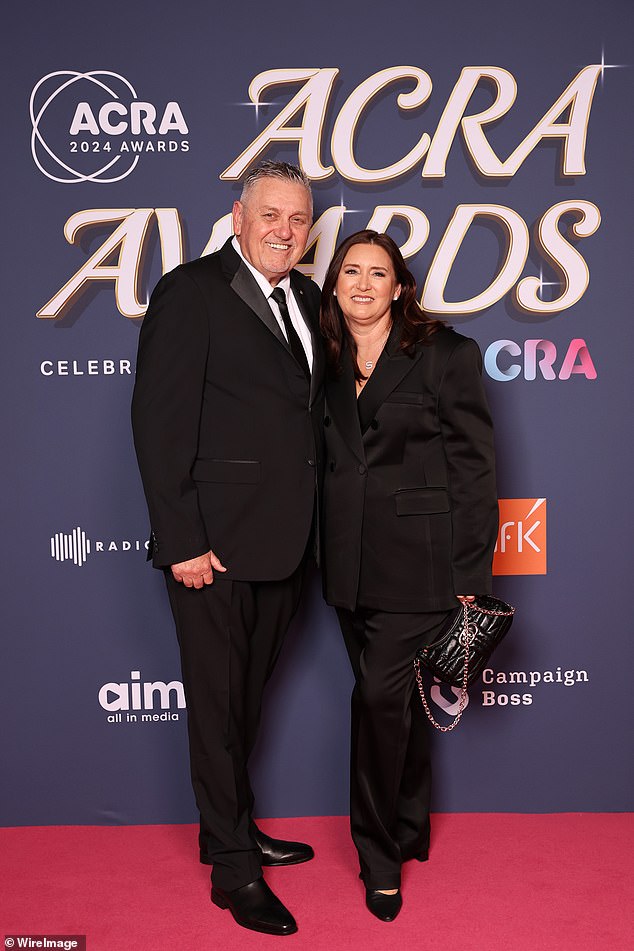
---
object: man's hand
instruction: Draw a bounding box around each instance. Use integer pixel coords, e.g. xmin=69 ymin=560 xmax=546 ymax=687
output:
xmin=457 ymin=595 xmax=475 ymax=602
xmin=171 ymin=550 xmax=227 ymax=588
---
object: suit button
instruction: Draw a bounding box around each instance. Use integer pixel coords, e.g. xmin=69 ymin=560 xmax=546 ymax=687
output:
xmin=324 ymin=415 xmax=331 ymax=427
xmin=307 ymin=458 xmax=315 ymax=467
xmin=370 ymin=418 xmax=379 ymax=430
xmin=358 ymin=464 xmax=367 ymax=475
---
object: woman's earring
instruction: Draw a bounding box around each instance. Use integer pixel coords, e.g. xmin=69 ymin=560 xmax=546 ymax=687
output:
xmin=393 ymin=295 xmax=399 ymax=301
xmin=333 ymin=289 xmax=337 ymax=297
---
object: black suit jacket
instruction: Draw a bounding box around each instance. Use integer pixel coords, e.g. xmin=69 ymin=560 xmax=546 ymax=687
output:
xmin=322 ymin=323 xmax=498 ymax=612
xmin=131 ymin=238 xmax=324 ymax=580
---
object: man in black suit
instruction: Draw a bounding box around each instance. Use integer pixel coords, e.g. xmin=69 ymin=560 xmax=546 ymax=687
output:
xmin=132 ymin=162 xmax=324 ymax=936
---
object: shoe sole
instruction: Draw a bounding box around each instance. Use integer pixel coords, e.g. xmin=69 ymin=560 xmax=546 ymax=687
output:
xmin=211 ymin=891 xmax=298 ymax=935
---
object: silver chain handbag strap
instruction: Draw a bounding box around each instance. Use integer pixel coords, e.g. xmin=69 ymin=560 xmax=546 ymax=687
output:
xmin=414 ymin=600 xmax=514 ymax=732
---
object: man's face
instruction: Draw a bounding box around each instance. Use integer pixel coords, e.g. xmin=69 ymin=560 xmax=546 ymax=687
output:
xmin=232 ymin=178 xmax=312 ymax=285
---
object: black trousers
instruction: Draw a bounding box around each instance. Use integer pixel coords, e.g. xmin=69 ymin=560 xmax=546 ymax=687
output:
xmin=336 ymin=606 xmax=451 ymax=889
xmin=166 ymin=563 xmax=304 ymax=891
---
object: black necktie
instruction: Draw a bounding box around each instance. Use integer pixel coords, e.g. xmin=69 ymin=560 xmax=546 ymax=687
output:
xmin=270 ymin=287 xmax=310 ymax=378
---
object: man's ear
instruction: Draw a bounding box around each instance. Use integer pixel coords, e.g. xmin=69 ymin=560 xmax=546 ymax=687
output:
xmin=232 ymin=200 xmax=243 ymax=236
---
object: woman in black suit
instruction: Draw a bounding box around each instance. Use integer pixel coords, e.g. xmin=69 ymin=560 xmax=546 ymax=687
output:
xmin=320 ymin=231 xmax=498 ymax=921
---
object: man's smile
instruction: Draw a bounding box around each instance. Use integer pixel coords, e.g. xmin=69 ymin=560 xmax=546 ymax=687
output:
xmin=266 ymin=241 xmax=292 ymax=251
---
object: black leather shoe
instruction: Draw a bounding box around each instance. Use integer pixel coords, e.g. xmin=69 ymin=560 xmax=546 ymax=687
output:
xmin=254 ymin=827 xmax=314 ymax=866
xmin=201 ymin=828 xmax=314 ymax=867
xmin=211 ymin=878 xmax=298 ymax=936
xmin=365 ymin=888 xmax=402 ymax=922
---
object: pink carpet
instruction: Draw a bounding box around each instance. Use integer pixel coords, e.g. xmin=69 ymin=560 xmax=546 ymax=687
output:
xmin=1 ymin=815 xmax=632 ymax=950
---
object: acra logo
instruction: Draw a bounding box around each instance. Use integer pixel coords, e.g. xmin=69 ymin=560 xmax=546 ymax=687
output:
xmin=30 ymin=70 xmax=189 ymax=184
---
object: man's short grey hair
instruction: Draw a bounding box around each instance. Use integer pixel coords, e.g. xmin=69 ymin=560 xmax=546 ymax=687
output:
xmin=240 ymin=161 xmax=313 ymax=209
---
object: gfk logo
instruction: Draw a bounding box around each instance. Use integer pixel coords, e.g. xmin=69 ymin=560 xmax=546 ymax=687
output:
xmin=493 ymin=498 xmax=547 ymax=575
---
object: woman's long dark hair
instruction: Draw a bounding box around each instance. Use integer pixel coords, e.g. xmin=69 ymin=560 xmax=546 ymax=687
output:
xmin=320 ymin=230 xmax=445 ymax=380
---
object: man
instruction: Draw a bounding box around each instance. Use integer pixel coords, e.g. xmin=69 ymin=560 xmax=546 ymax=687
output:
xmin=131 ymin=162 xmax=324 ymax=936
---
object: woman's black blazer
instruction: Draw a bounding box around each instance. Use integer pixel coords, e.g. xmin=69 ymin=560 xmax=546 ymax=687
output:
xmin=322 ymin=323 xmax=498 ymax=612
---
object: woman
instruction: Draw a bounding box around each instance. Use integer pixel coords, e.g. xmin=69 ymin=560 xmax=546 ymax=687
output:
xmin=320 ymin=231 xmax=498 ymax=921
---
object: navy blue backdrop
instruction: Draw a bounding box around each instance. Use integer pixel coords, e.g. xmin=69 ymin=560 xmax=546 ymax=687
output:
xmin=2 ymin=0 xmax=633 ymax=825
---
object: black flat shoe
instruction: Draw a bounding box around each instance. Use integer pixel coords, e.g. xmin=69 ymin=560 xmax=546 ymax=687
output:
xmin=211 ymin=878 xmax=298 ymax=935
xmin=201 ymin=828 xmax=314 ymax=867
xmin=365 ymin=888 xmax=402 ymax=922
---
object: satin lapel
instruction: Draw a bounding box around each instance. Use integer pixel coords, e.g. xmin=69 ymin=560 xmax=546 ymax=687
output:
xmin=357 ymin=324 xmax=423 ymax=435
xmin=219 ymin=241 xmax=286 ymax=345
xmin=326 ymin=348 xmax=365 ymax=466
xmin=291 ymin=273 xmax=324 ymax=407
xmin=230 ymin=264 xmax=289 ymax=349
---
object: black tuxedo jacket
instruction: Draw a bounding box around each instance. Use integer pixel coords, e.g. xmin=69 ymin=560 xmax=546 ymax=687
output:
xmin=322 ymin=324 xmax=498 ymax=612
xmin=132 ymin=239 xmax=324 ymax=580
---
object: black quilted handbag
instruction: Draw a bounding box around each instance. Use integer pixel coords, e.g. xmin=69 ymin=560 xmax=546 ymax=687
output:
xmin=414 ymin=595 xmax=515 ymax=731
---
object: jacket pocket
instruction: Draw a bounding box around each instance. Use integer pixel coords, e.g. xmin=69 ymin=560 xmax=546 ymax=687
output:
xmin=385 ymin=391 xmax=428 ymax=405
xmin=395 ymin=486 xmax=450 ymax=515
xmin=192 ymin=459 xmax=261 ymax=484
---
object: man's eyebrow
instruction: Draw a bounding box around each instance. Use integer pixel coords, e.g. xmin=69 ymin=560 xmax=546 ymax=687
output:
xmin=258 ymin=205 xmax=309 ymax=216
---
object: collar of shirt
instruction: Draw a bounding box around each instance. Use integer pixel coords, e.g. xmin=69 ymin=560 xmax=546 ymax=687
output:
xmin=231 ymin=235 xmax=313 ymax=369
xmin=231 ymin=235 xmax=291 ymax=300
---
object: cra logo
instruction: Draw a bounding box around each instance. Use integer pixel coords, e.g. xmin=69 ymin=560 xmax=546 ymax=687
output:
xmin=30 ymin=70 xmax=189 ymax=184
xmin=484 ymin=339 xmax=596 ymax=382
xmin=493 ymin=498 xmax=547 ymax=575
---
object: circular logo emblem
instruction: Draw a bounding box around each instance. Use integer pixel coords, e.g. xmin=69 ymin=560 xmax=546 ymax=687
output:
xmin=30 ymin=70 xmax=141 ymax=183
xmin=458 ymin=622 xmax=478 ymax=648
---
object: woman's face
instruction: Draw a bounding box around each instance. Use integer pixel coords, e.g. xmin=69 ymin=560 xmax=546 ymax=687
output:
xmin=335 ymin=243 xmax=401 ymax=329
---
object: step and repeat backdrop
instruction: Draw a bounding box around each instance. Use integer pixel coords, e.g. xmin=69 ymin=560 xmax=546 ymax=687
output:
xmin=3 ymin=0 xmax=632 ymax=824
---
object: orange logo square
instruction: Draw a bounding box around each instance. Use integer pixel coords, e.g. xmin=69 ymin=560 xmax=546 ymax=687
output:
xmin=493 ymin=498 xmax=547 ymax=575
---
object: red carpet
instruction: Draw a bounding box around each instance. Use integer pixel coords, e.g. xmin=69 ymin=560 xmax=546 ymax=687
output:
xmin=1 ymin=815 xmax=632 ymax=950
